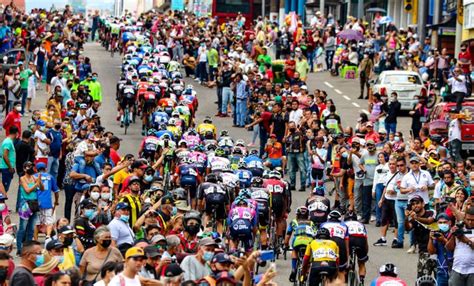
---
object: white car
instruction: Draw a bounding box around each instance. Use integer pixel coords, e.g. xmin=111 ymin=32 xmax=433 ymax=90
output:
xmin=373 ymin=71 xmax=425 ymax=111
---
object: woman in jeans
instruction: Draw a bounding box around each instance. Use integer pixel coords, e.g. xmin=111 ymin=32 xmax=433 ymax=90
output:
xmin=17 ymin=161 xmax=43 ymax=255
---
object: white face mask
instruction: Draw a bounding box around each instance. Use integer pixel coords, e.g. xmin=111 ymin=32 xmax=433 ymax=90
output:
xmin=101 ymin=192 xmax=111 ymax=200
xmin=15 ymin=106 xmax=21 ymax=112
xmin=90 ymin=191 xmax=100 ymax=201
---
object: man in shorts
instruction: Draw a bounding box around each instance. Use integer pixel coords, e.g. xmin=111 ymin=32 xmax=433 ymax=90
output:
xmin=264 ymin=134 xmax=286 ymax=169
xmin=35 ymin=162 xmax=59 ymax=239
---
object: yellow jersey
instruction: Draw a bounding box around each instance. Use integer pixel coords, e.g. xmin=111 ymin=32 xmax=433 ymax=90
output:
xmin=305 ymin=239 xmax=339 ymax=263
xmin=197 ymin=123 xmax=216 ymax=136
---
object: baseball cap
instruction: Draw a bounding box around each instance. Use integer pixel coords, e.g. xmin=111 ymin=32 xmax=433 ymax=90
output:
xmin=150 ymin=234 xmax=166 ymax=244
xmin=161 ymin=194 xmax=175 ymax=205
xmin=409 ymin=195 xmax=424 ymax=204
xmin=409 ymin=156 xmax=421 ymax=163
xmin=131 ymin=160 xmax=148 ymax=170
xmin=144 ymin=245 xmax=161 ymax=258
xmin=58 ymin=225 xmax=75 ymax=234
xmin=269 ymin=134 xmax=277 ymax=138
xmin=46 ymin=239 xmax=64 ymax=251
xmin=116 ymin=202 xmax=131 ymax=210
xmin=125 ymin=247 xmax=146 ymax=259
xmin=128 ymin=175 xmax=141 ymax=184
xmin=199 ymin=237 xmax=219 ymax=247
xmin=437 ymin=213 xmax=450 ymax=221
xmin=79 ymin=103 xmax=88 ymax=109
xmin=36 ymin=162 xmax=47 ymax=170
xmin=366 ymin=139 xmax=375 ymax=145
xmin=79 ymin=199 xmax=97 ymax=209
xmin=366 ymin=122 xmax=374 ymax=127
xmin=36 ymin=120 xmax=46 ymax=127
xmin=212 ymin=253 xmax=233 ymax=264
xmin=0 ymin=234 xmax=14 ymax=247
xmin=164 ymin=263 xmax=184 ymax=277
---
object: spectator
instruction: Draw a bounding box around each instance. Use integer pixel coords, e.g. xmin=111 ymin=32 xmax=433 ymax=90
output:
xmin=10 ymin=240 xmax=42 ymax=286
xmin=108 ymin=202 xmax=135 ymax=252
xmin=2 ymin=101 xmax=21 ymax=137
xmin=383 ymin=92 xmax=401 ymax=135
xmin=427 ymin=213 xmax=453 ymax=286
xmin=108 ymin=247 xmax=145 ymax=286
xmin=46 ymin=118 xmax=63 ymax=180
xmin=0 ymin=126 xmax=18 ymax=194
xmin=33 ymin=120 xmax=51 ymax=166
xmin=285 ymin=121 xmax=306 ymax=192
xmin=35 ymin=162 xmax=59 ymax=238
xmin=181 ymin=237 xmax=218 ymax=281
xmin=358 ymin=139 xmax=378 ymax=224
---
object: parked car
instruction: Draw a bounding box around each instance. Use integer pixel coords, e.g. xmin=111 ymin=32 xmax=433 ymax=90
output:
xmin=428 ymin=99 xmax=474 ymax=157
xmin=0 ymin=48 xmax=25 ymax=72
xmin=373 ymin=71 xmax=432 ymax=110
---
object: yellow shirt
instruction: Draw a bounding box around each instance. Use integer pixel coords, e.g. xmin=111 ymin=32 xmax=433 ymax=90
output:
xmin=113 ymin=169 xmax=130 ymax=186
xmin=197 ymin=123 xmax=216 ymax=136
xmin=305 ymin=239 xmax=339 ymax=263
xmin=59 ymin=246 xmax=76 ymax=270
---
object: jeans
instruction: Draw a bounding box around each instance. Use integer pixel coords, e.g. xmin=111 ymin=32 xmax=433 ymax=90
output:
xmin=47 ymin=156 xmax=60 ymax=180
xmin=307 ymin=50 xmax=315 ymax=72
xmin=449 ymin=271 xmax=474 ymax=286
xmin=395 ymin=200 xmax=408 ymax=244
xmin=74 ymin=156 xmax=101 ymax=175
xmin=16 ymin=212 xmax=37 ymax=254
xmin=449 ymin=139 xmax=462 ymax=162
xmin=385 ymin=122 xmax=397 ymax=135
xmin=362 ymin=185 xmax=373 ymax=221
xmin=20 ymin=88 xmax=27 ymax=115
xmin=251 ymin=125 xmax=259 ymax=144
xmin=375 ymin=183 xmax=385 ymax=224
xmin=0 ymin=168 xmax=14 ymax=193
xmin=222 ymin=87 xmax=234 ymax=115
xmin=437 ymin=270 xmax=449 ymax=286
xmin=216 ymin=86 xmax=223 ymax=113
xmin=452 ymin=91 xmax=465 ymax=113
xmin=236 ymin=99 xmax=247 ymax=126
xmin=197 ymin=62 xmax=207 ymax=82
xmin=304 ymin=150 xmax=312 ymax=187
xmin=259 ymin=126 xmax=268 ymax=157
xmin=353 ymin=179 xmax=364 ymax=216
xmin=326 ymin=50 xmax=335 ymax=70
xmin=334 ymin=177 xmax=348 ymax=209
xmin=91 ymin=26 xmax=97 ymax=41
xmin=64 ymin=184 xmax=75 ymax=221
xmin=287 ymin=152 xmax=306 ymax=189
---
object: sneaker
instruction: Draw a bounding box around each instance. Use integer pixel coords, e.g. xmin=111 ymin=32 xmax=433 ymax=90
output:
xmin=391 ymin=239 xmax=399 ymax=248
xmin=391 ymin=242 xmax=403 ymax=249
xmin=289 ymin=270 xmax=296 ymax=282
xmin=357 ymin=215 xmax=362 ymax=221
xmin=373 ymin=238 xmax=387 ymax=246
xmin=407 ymin=245 xmax=416 ymax=254
xmin=370 ymin=215 xmax=376 ymax=222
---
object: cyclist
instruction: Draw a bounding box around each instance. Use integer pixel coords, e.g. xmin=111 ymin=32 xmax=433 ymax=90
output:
xmin=207 ymin=147 xmax=231 ymax=175
xmin=370 ymin=263 xmax=407 ymax=286
xmin=227 ymin=196 xmax=257 ymax=253
xmin=109 ymin=20 xmax=121 ymax=51
xmin=118 ymin=79 xmax=136 ymax=127
xmin=285 ymin=206 xmax=316 ymax=282
xmin=166 ymin=118 xmax=182 ymax=139
xmin=249 ymin=177 xmax=270 ymax=251
xmin=138 ymin=129 xmax=161 ymax=162
xmin=188 ymin=144 xmax=207 ymax=175
xmin=306 ymin=183 xmax=331 ymax=226
xmin=344 ymin=211 xmax=369 ymax=285
xmin=244 ymin=149 xmax=265 ymax=177
xmin=301 ymin=227 xmax=339 ymax=285
xmin=140 ymin=87 xmax=158 ymax=135
xmin=264 ymin=170 xmax=289 ymax=247
xmin=151 ymin=107 xmax=169 ymax=129
xmin=197 ymin=116 xmax=217 ymax=139
xmin=174 ymin=157 xmax=201 ymax=209
xmin=320 ymin=209 xmax=350 ymax=280
xmin=197 ymin=173 xmax=229 ymax=234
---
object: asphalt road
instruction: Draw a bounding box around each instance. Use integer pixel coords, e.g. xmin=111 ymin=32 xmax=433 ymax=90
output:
xmin=7 ymin=43 xmax=417 ymax=284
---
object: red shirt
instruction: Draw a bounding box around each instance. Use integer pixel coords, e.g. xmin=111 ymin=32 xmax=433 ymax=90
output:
xmin=110 ymin=148 xmax=121 ymax=165
xmin=260 ymin=111 xmax=272 ymax=133
xmin=3 ymin=111 xmax=21 ymax=138
xmin=458 ymin=50 xmax=472 ymax=74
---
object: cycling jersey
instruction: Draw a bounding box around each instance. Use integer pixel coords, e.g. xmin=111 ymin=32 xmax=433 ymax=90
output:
xmin=250 ymin=187 xmax=269 ymax=212
xmin=345 ymin=220 xmax=368 ymax=238
xmin=181 ymin=134 xmax=201 ymax=149
xmin=244 ymin=155 xmax=264 ymax=170
xmin=235 ymin=169 xmax=253 ymax=188
xmin=287 ymin=219 xmax=316 ymax=247
xmin=320 ymin=221 xmax=350 ymax=242
xmin=152 ymin=111 xmax=169 ymax=127
xmin=188 ymin=151 xmax=207 ymax=173
xmin=197 ymin=123 xmax=216 ymax=137
xmin=370 ymin=277 xmax=407 ymax=286
xmin=140 ymin=136 xmax=160 ymax=154
xmin=111 ymin=24 xmax=120 ymax=35
xmin=306 ymin=195 xmax=331 ymax=225
xmin=220 ymin=172 xmax=239 ymax=189
xmin=198 ymin=182 xmax=228 ymax=214
xmin=304 ymin=239 xmax=339 ymax=263
xmin=207 ymin=156 xmax=230 ymax=173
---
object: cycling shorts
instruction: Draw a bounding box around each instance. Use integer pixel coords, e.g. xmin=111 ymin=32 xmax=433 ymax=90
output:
xmin=180 ymin=176 xmax=198 ymax=197
xmin=332 ymin=237 xmax=348 ymax=269
xmin=120 ymin=97 xmax=135 ymax=110
xmin=205 ymin=202 xmax=226 ymax=220
xmin=249 ymin=167 xmax=263 ymax=178
xmin=258 ymin=210 xmax=269 ymax=227
xmin=349 ymin=236 xmax=368 ymax=262
xmin=309 ymin=261 xmax=338 ymax=285
xmin=271 ymin=194 xmax=285 ymax=220
xmin=266 ymin=158 xmax=282 ymax=168
xmin=143 ymin=101 xmax=156 ymax=114
xmin=229 ymin=219 xmax=253 ymax=251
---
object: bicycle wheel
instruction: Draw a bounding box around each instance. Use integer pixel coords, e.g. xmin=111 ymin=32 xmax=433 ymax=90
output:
xmin=123 ymin=109 xmax=129 ymax=135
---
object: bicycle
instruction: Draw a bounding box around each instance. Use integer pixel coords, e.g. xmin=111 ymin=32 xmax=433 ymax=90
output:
xmin=293 ymin=245 xmax=308 ymax=286
xmin=347 ymin=246 xmax=360 ymax=286
xmin=123 ymin=105 xmax=131 ymax=134
xmin=110 ymin=35 xmax=117 ymax=57
xmin=162 ymin=153 xmax=174 ymax=193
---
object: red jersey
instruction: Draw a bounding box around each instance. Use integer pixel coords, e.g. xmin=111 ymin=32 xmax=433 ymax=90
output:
xmin=143 ymin=91 xmax=157 ymax=102
xmin=3 ymin=111 xmax=21 ymax=137
xmin=263 ymin=178 xmax=286 ymax=195
xmin=158 ymin=98 xmax=176 ymax=108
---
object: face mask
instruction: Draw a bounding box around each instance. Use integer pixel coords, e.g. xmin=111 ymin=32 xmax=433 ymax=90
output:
xmin=171 ymin=206 xmax=178 ymax=216
xmin=15 ymin=106 xmax=21 ymax=112
xmin=101 ymin=192 xmax=111 ymax=200
xmin=368 ymin=147 xmax=376 ymax=152
xmin=35 ymin=254 xmax=44 ymax=267
xmin=54 ymin=124 xmax=61 ymax=130
xmin=120 ymin=214 xmax=130 ymax=223
xmin=90 ymin=191 xmax=100 ymax=201
xmin=84 ymin=209 xmax=96 ymax=220
xmin=0 ymin=268 xmax=7 ymax=283
xmin=203 ymin=251 xmax=214 ymax=262
xmin=54 ymin=255 xmax=64 ymax=264
xmin=100 ymin=239 xmax=112 ymax=248
xmin=185 ymin=224 xmax=200 ymax=235
xmin=438 ymin=223 xmax=449 ymax=233
xmin=26 ymin=168 xmax=35 ymax=175
xmin=144 ymin=175 xmax=153 ymax=182
xmin=0 ymin=204 xmax=5 ymax=212
xmin=63 ymin=237 xmax=73 ymax=247
xmin=289 ymin=128 xmax=296 ymax=133
xmin=92 ymin=77 xmax=97 ymax=81
xmin=394 ymin=136 xmax=400 ymax=142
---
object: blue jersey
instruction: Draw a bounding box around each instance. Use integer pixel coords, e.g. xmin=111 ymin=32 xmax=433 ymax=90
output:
xmin=234 ymin=169 xmax=253 ymax=188
xmin=244 ymin=155 xmax=264 ymax=169
xmin=152 ymin=111 xmax=169 ymax=126
xmin=155 ymin=130 xmax=174 ymax=140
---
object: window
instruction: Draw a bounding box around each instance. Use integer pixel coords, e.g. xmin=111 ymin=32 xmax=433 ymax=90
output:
xmin=215 ymin=0 xmax=251 ymax=14
xmin=465 ymin=3 xmax=474 ymax=29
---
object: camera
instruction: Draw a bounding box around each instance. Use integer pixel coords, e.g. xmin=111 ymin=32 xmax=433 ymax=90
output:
xmin=454 ymin=221 xmax=465 ymax=236
xmin=433 ymin=232 xmax=442 ymax=238
xmin=445 ymin=197 xmax=456 ymax=203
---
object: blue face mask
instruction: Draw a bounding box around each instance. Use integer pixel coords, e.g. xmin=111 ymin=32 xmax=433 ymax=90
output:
xmin=438 ymin=223 xmax=450 ymax=233
xmin=55 ymin=255 xmax=65 ymax=264
xmin=203 ymin=251 xmax=214 ymax=262
xmin=120 ymin=214 xmax=130 ymax=223
xmin=171 ymin=207 xmax=178 ymax=216
xmin=35 ymin=254 xmax=44 ymax=267
xmin=144 ymin=175 xmax=153 ymax=182
xmin=84 ymin=209 xmax=96 ymax=220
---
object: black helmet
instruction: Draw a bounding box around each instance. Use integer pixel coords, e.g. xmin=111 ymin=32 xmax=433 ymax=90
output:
xmin=344 ymin=211 xmax=357 ymax=221
xmin=206 ymin=173 xmax=219 ymax=183
xmin=296 ymin=206 xmax=309 ymax=219
xmin=328 ymin=209 xmax=342 ymax=221
xmin=316 ymin=227 xmax=330 ymax=239
xmin=183 ymin=211 xmax=201 ymax=226
xmin=251 ymin=177 xmax=264 ymax=188
xmin=379 ymin=263 xmax=398 ymax=278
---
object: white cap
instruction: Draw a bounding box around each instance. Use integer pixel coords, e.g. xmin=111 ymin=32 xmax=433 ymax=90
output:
xmin=301 ymin=85 xmax=308 ymax=90
xmin=0 ymin=234 xmax=14 ymax=247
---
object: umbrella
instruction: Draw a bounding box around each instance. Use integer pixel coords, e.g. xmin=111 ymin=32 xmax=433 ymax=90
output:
xmin=367 ymin=7 xmax=386 ymax=13
xmin=337 ymin=29 xmax=364 ymax=41
xmin=379 ymin=16 xmax=393 ymax=25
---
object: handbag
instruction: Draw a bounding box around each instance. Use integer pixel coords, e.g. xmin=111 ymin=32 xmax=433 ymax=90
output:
xmin=82 ymin=248 xmax=112 ymax=286
xmin=27 ymin=200 xmax=40 ymax=213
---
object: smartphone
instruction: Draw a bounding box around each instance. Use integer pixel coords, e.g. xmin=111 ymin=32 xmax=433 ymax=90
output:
xmin=445 ymin=197 xmax=456 ymax=203
xmin=260 ymin=250 xmax=275 ymax=262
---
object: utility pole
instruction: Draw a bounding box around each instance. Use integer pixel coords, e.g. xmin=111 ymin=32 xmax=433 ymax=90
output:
xmin=417 ymin=0 xmax=427 ymax=43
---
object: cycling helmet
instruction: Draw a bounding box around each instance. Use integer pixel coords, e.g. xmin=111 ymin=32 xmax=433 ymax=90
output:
xmin=328 ymin=209 xmax=342 ymax=221
xmin=315 ymin=227 xmax=331 ymax=239
xmin=237 ymin=161 xmax=247 ymax=169
xmin=250 ymin=177 xmax=264 ymax=188
xmin=147 ymin=128 xmax=157 ymax=136
xmin=203 ymin=116 xmax=212 ymax=124
xmin=312 ymin=185 xmax=325 ymax=196
xmin=234 ymin=196 xmax=248 ymax=205
xmin=296 ymin=206 xmax=309 ymax=219
xmin=232 ymin=148 xmax=243 ymax=156
xmin=158 ymin=123 xmax=167 ymax=131
xmin=172 ymin=110 xmax=180 ymax=117
xmin=183 ymin=211 xmax=201 ymax=225
xmin=214 ymin=148 xmax=225 ymax=157
xmin=249 ymin=149 xmax=259 ymax=156
xmin=235 ymin=139 xmax=245 ymax=147
xmin=178 ymin=140 xmax=187 ymax=147
xmin=172 ymin=187 xmax=187 ymax=201
xmin=206 ymin=143 xmax=217 ymax=151
xmin=220 ymin=130 xmax=229 ymax=137
xmin=239 ymin=189 xmax=252 ymax=199
xmin=344 ymin=211 xmax=357 ymax=221
xmin=379 ymin=263 xmax=398 ymax=278
xmin=194 ymin=144 xmax=205 ymax=153
xmin=204 ymin=131 xmax=214 ymax=140
xmin=268 ymin=171 xmax=282 ymax=180
xmin=206 ymin=173 xmax=219 ymax=183
xmin=168 ymin=118 xmax=177 ymax=126
xmin=415 ymin=275 xmax=436 ymax=286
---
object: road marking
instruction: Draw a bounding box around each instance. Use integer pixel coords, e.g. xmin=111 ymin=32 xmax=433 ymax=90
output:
xmin=334 ymin=89 xmax=342 ymax=94
xmin=362 ymin=109 xmax=369 ymax=114
xmin=324 ymin=81 xmax=334 ymax=88
xmin=343 ymin=95 xmax=351 ymax=101
xmin=352 ymin=102 xmax=360 ymax=108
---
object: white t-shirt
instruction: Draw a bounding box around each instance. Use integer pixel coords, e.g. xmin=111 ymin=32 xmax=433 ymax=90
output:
xmin=400 ymin=169 xmax=434 ymax=203
xmin=448 ymin=75 xmax=467 ymax=94
xmin=198 ymin=46 xmax=207 ymax=62
xmin=34 ymin=130 xmax=49 ymax=158
xmin=109 ymin=273 xmax=141 ymax=286
xmin=448 ymin=119 xmax=461 ymax=142
xmin=74 ymin=140 xmax=96 ymax=158
xmin=383 ymin=170 xmax=399 ymax=200
xmin=452 ymin=230 xmax=474 ymax=275
xmin=289 ymin=109 xmax=303 ymax=126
